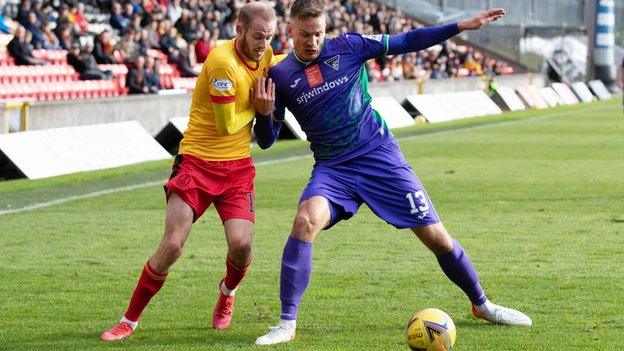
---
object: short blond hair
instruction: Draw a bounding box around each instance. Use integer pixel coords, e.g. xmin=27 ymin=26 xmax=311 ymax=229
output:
xmin=238 ymin=2 xmax=277 ymax=27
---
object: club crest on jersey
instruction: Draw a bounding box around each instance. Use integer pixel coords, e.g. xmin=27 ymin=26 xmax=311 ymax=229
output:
xmin=212 ymin=78 xmax=233 ymax=91
xmin=324 ymin=55 xmax=340 ymax=71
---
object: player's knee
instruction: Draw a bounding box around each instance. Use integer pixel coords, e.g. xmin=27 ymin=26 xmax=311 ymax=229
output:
xmin=292 ymin=212 xmax=320 ymax=239
xmin=228 ymin=239 xmax=252 ymax=261
xmin=292 ymin=214 xmax=310 ymax=235
xmin=431 ymin=236 xmax=453 ymax=254
xmin=160 ymin=240 xmax=184 ymax=264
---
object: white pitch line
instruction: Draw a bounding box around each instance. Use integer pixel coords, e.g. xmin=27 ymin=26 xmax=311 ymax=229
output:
xmin=0 ymin=182 xmax=164 ymax=216
xmin=0 ymin=155 xmax=312 ymax=217
xmin=399 ymin=107 xmax=594 ymax=141
xmin=0 ymin=106 xmax=594 ymax=216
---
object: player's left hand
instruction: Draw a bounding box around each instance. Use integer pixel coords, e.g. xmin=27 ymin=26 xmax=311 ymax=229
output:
xmin=458 ymin=8 xmax=506 ymax=31
xmin=250 ymin=77 xmax=275 ymax=116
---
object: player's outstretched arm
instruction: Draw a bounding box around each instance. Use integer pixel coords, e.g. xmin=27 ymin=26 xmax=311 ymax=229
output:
xmin=386 ymin=8 xmax=506 ymax=56
xmin=458 ymin=8 xmax=506 ymax=31
xmin=387 ymin=23 xmax=459 ymax=55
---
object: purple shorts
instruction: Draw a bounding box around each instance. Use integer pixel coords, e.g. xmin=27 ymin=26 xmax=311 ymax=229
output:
xmin=300 ymin=140 xmax=440 ymax=229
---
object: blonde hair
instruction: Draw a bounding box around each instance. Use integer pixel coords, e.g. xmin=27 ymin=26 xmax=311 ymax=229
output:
xmin=238 ymin=2 xmax=277 ymax=27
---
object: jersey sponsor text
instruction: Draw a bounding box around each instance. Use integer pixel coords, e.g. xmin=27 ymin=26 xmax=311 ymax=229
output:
xmin=296 ymin=76 xmax=349 ymax=105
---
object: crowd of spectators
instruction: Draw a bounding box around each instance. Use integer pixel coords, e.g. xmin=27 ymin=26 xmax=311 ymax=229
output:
xmin=0 ymin=0 xmax=516 ymax=94
xmin=322 ymin=0 xmax=515 ymax=81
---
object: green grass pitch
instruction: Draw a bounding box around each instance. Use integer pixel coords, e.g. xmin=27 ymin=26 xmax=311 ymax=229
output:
xmin=0 ymin=98 xmax=622 ymax=350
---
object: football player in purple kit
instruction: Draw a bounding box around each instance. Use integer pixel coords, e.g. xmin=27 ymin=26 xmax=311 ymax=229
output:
xmin=251 ymin=0 xmax=532 ymax=345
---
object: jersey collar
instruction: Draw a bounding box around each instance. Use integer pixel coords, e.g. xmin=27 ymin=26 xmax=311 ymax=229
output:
xmin=292 ymin=41 xmax=325 ymax=66
xmin=234 ymin=39 xmax=260 ymax=71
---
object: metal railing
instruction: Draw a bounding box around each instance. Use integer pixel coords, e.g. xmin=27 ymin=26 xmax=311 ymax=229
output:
xmin=1 ymin=101 xmax=31 ymax=134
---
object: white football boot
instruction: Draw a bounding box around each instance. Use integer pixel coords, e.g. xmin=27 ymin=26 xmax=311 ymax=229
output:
xmin=472 ymin=300 xmax=532 ymax=326
xmin=255 ymin=320 xmax=296 ymax=345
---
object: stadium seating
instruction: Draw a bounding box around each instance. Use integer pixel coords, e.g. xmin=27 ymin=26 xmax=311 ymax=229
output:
xmin=158 ymin=63 xmax=179 ymax=90
xmin=0 ymin=0 xmax=521 ymax=103
xmin=171 ymin=77 xmax=197 ymax=93
xmin=0 ymin=48 xmax=129 ymax=101
xmin=31 ymin=49 xmax=68 ymax=65
xmin=0 ymin=49 xmax=13 ymax=65
xmin=0 ymin=64 xmax=76 ymax=84
xmin=0 ymin=79 xmax=119 ymax=101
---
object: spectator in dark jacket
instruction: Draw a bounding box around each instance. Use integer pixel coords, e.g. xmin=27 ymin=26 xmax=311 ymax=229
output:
xmin=24 ymin=11 xmax=45 ymax=49
xmin=176 ymin=48 xmax=198 ymax=77
xmin=7 ymin=25 xmax=46 ymax=65
xmin=16 ymin=0 xmax=31 ymax=26
xmin=67 ymin=44 xmax=113 ymax=80
xmin=145 ymin=56 xmax=161 ymax=93
xmin=93 ymin=30 xmax=119 ymax=64
xmin=174 ymin=9 xmax=197 ymax=43
xmin=109 ymin=2 xmax=129 ymax=34
xmin=30 ymin=0 xmax=44 ymax=23
xmin=159 ymin=27 xmax=180 ymax=63
xmin=126 ymin=55 xmax=151 ymax=94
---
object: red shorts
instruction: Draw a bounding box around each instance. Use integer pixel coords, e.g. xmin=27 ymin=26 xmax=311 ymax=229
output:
xmin=164 ymin=154 xmax=255 ymax=223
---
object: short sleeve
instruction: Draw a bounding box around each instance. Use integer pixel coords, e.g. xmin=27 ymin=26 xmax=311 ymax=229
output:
xmin=342 ymin=33 xmax=389 ymax=61
xmin=207 ymin=64 xmax=236 ymax=104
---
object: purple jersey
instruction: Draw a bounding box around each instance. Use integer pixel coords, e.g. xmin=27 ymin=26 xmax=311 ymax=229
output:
xmin=269 ymin=33 xmax=392 ymax=164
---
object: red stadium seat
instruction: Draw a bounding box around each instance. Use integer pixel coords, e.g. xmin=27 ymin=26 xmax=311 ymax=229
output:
xmin=171 ymin=77 xmax=197 ymax=92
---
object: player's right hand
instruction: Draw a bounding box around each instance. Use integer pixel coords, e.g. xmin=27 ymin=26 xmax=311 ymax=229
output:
xmin=250 ymin=77 xmax=275 ymax=116
xmin=458 ymin=8 xmax=506 ymax=31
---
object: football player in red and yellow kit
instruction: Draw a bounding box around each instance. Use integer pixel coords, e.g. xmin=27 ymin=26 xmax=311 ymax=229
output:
xmin=101 ymin=2 xmax=278 ymax=341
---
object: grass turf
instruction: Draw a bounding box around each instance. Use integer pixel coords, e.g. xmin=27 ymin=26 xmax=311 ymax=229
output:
xmin=0 ymin=98 xmax=622 ymax=350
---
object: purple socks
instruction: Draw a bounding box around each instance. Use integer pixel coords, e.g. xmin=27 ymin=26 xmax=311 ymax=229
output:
xmin=278 ymin=236 xmax=485 ymax=321
xmin=436 ymin=239 xmax=487 ymax=305
xmin=280 ymin=236 xmax=313 ymax=320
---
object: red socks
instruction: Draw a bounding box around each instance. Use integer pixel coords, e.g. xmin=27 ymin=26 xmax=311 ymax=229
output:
xmin=124 ymin=262 xmax=168 ymax=322
xmin=122 ymin=257 xmax=248 ymax=322
xmin=223 ymin=256 xmax=250 ymax=291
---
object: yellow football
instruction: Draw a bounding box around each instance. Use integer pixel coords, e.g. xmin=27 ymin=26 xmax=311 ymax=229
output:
xmin=405 ymin=308 xmax=457 ymax=351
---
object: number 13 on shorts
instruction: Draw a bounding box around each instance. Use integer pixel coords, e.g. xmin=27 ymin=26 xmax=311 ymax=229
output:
xmin=406 ymin=191 xmax=430 ymax=219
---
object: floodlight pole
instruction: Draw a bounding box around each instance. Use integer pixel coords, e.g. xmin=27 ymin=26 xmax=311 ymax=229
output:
xmin=587 ymin=0 xmax=616 ymax=89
